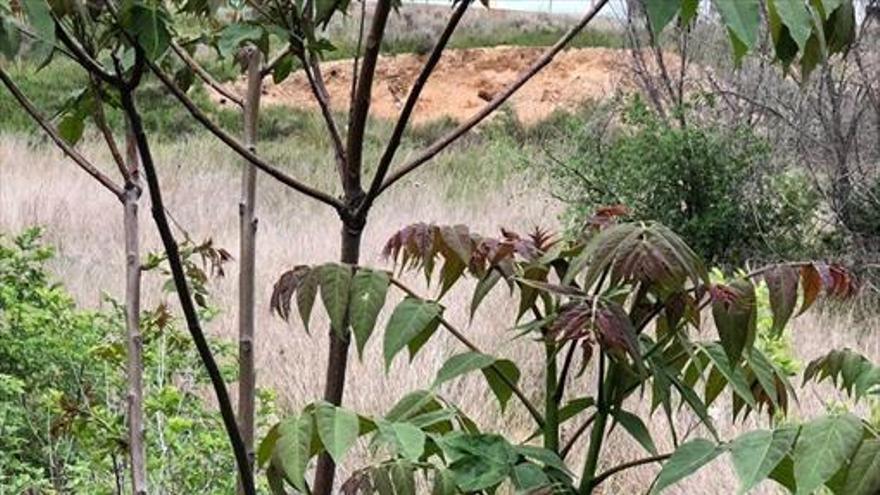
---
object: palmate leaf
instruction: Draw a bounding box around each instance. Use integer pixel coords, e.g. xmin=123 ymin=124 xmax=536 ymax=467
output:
xmin=549 ymin=298 xmax=641 ymax=368
xmin=566 ymin=222 xmax=708 ymax=293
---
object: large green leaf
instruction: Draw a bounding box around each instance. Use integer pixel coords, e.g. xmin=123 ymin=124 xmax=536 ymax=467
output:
xmin=612 ymin=408 xmax=658 ymax=455
xmin=651 ymin=438 xmax=722 ymax=494
xmin=644 ymin=0 xmax=682 ymax=34
xmin=770 ymin=0 xmax=813 ymax=50
xmin=314 ymin=402 xmax=360 ymax=464
xmin=511 ymin=462 xmax=551 ymax=492
xmin=384 ymin=297 xmax=441 ymax=369
xmin=217 ymin=22 xmax=264 ymax=58
xmin=0 ymin=17 xmax=22 ymax=59
xmin=713 ymin=0 xmax=761 ymax=54
xmin=843 ymin=438 xmax=880 ymax=495
xmin=701 ymin=343 xmax=757 ymax=410
xmin=320 ymin=263 xmax=353 ymax=337
xmin=792 ymin=413 xmax=863 ymax=495
xmin=440 ymin=433 xmax=516 ymax=492
xmin=272 ymin=413 xmax=315 ymax=492
xmin=434 ymin=351 xmax=496 ymax=387
xmin=729 ymin=426 xmax=798 ymax=494
xmin=349 ymin=269 xmax=390 ymax=358
xmin=296 ymin=267 xmax=319 ymax=333
xmin=120 ymin=2 xmax=172 ymax=61
xmin=21 ymin=0 xmax=54 ymax=64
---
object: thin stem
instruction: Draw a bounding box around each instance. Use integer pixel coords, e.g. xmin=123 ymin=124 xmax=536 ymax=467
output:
xmin=120 ymin=84 xmax=256 ymax=495
xmin=359 ymin=0 xmax=472 ymax=215
xmin=589 ymin=453 xmax=671 ymax=490
xmin=561 ymin=412 xmax=597 ymax=459
xmin=170 ymin=40 xmax=244 ymax=108
xmin=90 ymin=80 xmax=131 ymax=182
xmin=388 ymin=277 xmax=545 ymax=427
xmin=544 ymin=339 xmax=560 ymax=453
xmin=298 ymin=50 xmax=347 ymax=178
xmin=377 ymin=0 xmax=610 ymax=195
xmin=578 ymin=351 xmax=607 ymax=494
xmin=0 ymin=67 xmax=123 ymax=199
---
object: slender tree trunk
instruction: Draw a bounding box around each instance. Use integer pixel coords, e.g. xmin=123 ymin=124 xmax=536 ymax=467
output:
xmin=123 ymin=126 xmax=146 ymax=495
xmin=237 ymin=46 xmax=262 ymax=495
xmin=312 ymin=223 xmax=362 ymax=495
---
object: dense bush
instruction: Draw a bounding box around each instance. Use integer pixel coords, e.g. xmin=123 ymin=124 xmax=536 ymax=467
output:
xmin=0 ymin=229 xmax=273 ymax=492
xmin=552 ymin=99 xmax=820 ymax=266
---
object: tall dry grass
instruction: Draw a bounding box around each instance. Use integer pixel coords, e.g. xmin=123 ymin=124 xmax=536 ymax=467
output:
xmin=1 ymin=132 xmax=877 ymax=493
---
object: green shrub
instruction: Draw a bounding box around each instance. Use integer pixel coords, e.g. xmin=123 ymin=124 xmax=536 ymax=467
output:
xmin=552 ymin=99 xmax=821 ymax=266
xmin=0 ymin=228 xmax=274 ymax=492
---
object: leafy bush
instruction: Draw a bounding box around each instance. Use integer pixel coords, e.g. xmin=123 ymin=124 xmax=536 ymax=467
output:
xmin=552 ymin=99 xmax=820 ymax=266
xmin=0 ymin=228 xmax=274 ymax=492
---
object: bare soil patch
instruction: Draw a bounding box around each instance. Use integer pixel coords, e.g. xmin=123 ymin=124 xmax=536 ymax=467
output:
xmin=212 ymin=46 xmax=631 ymax=124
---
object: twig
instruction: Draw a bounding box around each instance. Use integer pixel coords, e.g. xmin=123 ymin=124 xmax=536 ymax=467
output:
xmin=170 ymin=40 xmax=243 ymax=108
xmin=298 ymin=50 xmax=347 ymax=178
xmin=561 ymin=411 xmax=597 ymax=458
xmin=0 ymin=67 xmax=123 ymax=199
xmin=377 ymin=0 xmax=611 ymax=195
xmin=589 ymin=453 xmax=671 ymax=489
xmin=89 ymin=80 xmax=131 ymax=182
xmin=388 ymin=277 xmax=545 ymax=427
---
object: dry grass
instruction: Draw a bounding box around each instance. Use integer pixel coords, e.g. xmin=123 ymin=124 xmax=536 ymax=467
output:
xmin=1 ymin=132 xmax=877 ymax=493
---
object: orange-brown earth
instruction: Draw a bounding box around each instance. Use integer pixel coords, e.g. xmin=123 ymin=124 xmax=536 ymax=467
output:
xmin=212 ymin=46 xmax=634 ymax=124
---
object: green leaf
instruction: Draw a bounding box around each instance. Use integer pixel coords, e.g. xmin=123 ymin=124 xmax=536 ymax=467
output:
xmin=843 ymin=438 xmax=880 ymax=495
xmin=320 ymin=263 xmax=353 ymax=336
xmin=770 ymin=0 xmax=813 ymax=50
xmin=729 ymin=426 xmax=798 ymax=494
xmin=713 ymin=0 xmax=761 ymax=53
xmin=121 ymin=2 xmax=172 ymax=61
xmin=386 ymin=390 xmax=437 ymax=422
xmin=57 ymin=113 xmax=85 ymax=145
xmin=612 ymin=408 xmax=658 ymax=455
xmin=390 ymin=461 xmax=416 ymax=494
xmin=511 ymin=462 xmax=550 ymax=491
xmin=793 ymin=413 xmax=863 ymax=495
xmin=272 ymin=413 xmax=314 ymax=492
xmin=432 ymin=470 xmax=459 ymax=495
xmin=0 ymin=18 xmax=22 ymax=59
xmin=314 ymin=401 xmax=360 ymax=464
xmin=764 ymin=265 xmax=800 ymax=335
xmin=257 ymin=423 xmax=281 ymax=468
xmin=296 ymin=267 xmax=319 ymax=333
xmin=481 ymin=359 xmax=520 ymax=412
xmin=314 ymin=0 xmax=348 ymax=26
xmin=272 ymin=52 xmax=295 ymax=84
xmin=701 ymin=343 xmax=757 ymax=409
xmin=440 ymin=433 xmax=516 ymax=492
xmin=559 ymin=397 xmax=595 ymax=423
xmin=384 ymin=297 xmax=441 ymax=369
xmin=712 ymin=280 xmax=757 ymax=364
xmin=377 ymin=420 xmax=426 ymax=461
xmin=651 ymin=438 xmax=722 ymax=494
xmin=470 ymin=270 xmax=501 ymax=319
xmin=349 ymin=269 xmax=390 ymax=359
xmin=434 ymin=351 xmax=496 ymax=387
xmin=515 ymin=445 xmax=570 ymax=473
xmin=21 ymin=0 xmax=54 ymax=64
xmin=644 ymin=0 xmax=681 ymax=34
xmin=217 ymin=22 xmax=264 ymax=58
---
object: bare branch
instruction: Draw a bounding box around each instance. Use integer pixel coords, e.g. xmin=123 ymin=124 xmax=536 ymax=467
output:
xmin=345 ymin=0 xmax=393 ymax=195
xmin=377 ymin=0 xmax=611 ymax=195
xmin=348 ymin=0 xmax=367 ymax=122
xmin=54 ymin=19 xmax=120 ymax=86
xmin=298 ymin=49 xmax=347 ymax=179
xmin=90 ymin=81 xmax=131 ymax=182
xmin=360 ymin=0 xmax=472 ymax=213
xmin=142 ymin=58 xmax=344 ymax=210
xmin=171 ymin=40 xmax=244 ymax=108
xmin=590 ymin=453 xmax=672 ymax=489
xmin=0 ymin=67 xmax=124 ymax=199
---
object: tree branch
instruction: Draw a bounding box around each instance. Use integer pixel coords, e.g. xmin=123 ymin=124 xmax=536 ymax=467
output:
xmin=589 ymin=453 xmax=671 ymax=489
xmin=120 ymin=83 xmax=256 ymax=495
xmin=298 ymin=50 xmax=347 ymax=180
xmin=260 ymin=44 xmax=293 ymax=78
xmin=359 ymin=0 xmax=472 ymax=215
xmin=345 ymin=0 xmax=393 ymax=197
xmin=142 ymin=57 xmax=343 ymax=210
xmin=376 ymin=0 xmax=611 ymax=195
xmin=0 ymin=68 xmax=124 ymax=199
xmin=388 ymin=277 xmax=545 ymax=427
xmin=171 ymin=40 xmax=243 ymax=108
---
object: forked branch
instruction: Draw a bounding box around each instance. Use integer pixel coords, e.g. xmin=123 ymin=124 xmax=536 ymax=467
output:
xmin=376 ymin=0 xmax=611 ymax=195
xmin=170 ymin=40 xmax=244 ymax=108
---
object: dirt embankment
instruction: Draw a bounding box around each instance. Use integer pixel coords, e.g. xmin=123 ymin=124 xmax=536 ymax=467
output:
xmin=212 ymin=46 xmax=634 ymax=125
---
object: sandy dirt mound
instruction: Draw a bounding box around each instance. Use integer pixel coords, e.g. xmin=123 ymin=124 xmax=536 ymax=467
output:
xmin=213 ymin=46 xmax=632 ymax=124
